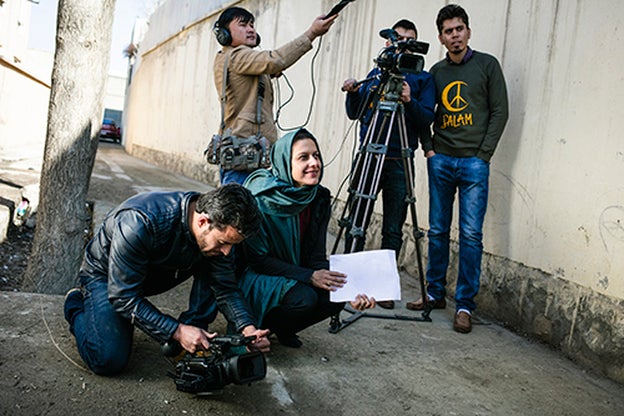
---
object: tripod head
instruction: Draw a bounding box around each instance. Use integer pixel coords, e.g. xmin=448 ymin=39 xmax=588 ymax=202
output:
xmin=376 ymin=71 xmax=405 ymax=111
xmin=375 ymin=29 xmax=428 ymax=76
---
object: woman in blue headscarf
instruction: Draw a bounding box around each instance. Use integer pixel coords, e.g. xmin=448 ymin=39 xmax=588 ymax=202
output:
xmin=239 ymin=128 xmax=375 ymax=347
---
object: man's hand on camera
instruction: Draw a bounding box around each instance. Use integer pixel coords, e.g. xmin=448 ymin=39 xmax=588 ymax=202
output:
xmin=342 ymin=78 xmax=358 ymax=93
xmin=305 ymin=14 xmax=338 ymax=41
xmin=172 ymin=323 xmax=217 ymax=354
xmin=349 ymin=294 xmax=376 ymax=311
xmin=242 ymin=325 xmax=271 ymax=353
xmin=400 ymin=81 xmax=411 ymax=103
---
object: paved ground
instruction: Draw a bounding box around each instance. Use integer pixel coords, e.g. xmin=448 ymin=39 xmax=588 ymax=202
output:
xmin=1 ymin=142 xmax=624 ymax=416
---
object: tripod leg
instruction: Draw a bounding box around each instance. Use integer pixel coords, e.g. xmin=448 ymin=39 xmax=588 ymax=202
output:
xmin=331 ymin=183 xmax=356 ymax=255
xmin=328 ymin=310 xmax=366 ymax=334
xmin=344 ymin=111 xmax=393 ymax=254
xmin=329 ymin=109 xmax=395 ymax=334
xmin=330 ymin=74 xmax=434 ymax=332
xmin=397 ymin=114 xmax=431 ymax=321
xmin=333 ymin=109 xmax=384 ymax=254
xmin=331 ymin=113 xmax=380 ymax=255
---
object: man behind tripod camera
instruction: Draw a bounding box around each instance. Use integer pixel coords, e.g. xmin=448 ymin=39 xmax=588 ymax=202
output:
xmin=342 ymin=19 xmax=435 ymax=309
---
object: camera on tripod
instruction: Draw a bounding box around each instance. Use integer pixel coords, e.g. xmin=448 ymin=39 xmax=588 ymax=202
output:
xmin=375 ymin=28 xmax=429 ymax=75
xmin=163 ymin=334 xmax=267 ymax=395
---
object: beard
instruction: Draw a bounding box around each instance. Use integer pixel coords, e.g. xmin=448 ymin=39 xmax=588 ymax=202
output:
xmin=197 ymin=229 xmax=221 ymax=257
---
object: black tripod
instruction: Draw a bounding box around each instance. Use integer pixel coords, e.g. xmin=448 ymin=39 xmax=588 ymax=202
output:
xmin=329 ymin=71 xmax=432 ymax=333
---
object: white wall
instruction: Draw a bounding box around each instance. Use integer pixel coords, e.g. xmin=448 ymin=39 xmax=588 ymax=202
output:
xmin=0 ymin=0 xmax=50 ymax=165
xmin=1 ymin=0 xmax=131 ymax=164
xmin=124 ymin=0 xmax=624 ymax=300
xmin=486 ymin=0 xmax=624 ymax=298
xmin=103 ymin=73 xmax=128 ymax=112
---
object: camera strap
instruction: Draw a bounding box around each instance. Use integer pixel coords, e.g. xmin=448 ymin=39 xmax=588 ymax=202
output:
xmin=256 ymin=77 xmax=265 ymax=137
xmin=218 ymin=53 xmax=229 ymax=134
xmin=218 ymin=51 xmax=265 ymax=137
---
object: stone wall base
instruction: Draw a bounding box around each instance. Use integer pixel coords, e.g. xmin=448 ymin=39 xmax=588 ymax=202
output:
xmin=128 ymin=144 xmax=219 ymax=187
xmin=329 ymin=201 xmax=624 ymax=384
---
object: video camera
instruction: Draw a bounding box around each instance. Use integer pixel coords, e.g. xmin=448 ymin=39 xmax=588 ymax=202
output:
xmin=163 ymin=334 xmax=266 ymax=395
xmin=375 ymin=28 xmax=429 ymax=75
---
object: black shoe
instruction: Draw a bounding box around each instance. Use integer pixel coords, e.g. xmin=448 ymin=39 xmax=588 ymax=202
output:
xmin=406 ymin=297 xmax=446 ymax=311
xmin=377 ymin=300 xmax=395 ymax=309
xmin=277 ymin=333 xmax=303 ymax=348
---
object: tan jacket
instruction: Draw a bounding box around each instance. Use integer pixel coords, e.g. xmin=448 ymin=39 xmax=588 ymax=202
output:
xmin=213 ymin=34 xmax=312 ymax=143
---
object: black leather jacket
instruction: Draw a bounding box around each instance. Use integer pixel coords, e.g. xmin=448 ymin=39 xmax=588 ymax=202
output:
xmin=80 ymin=191 xmax=256 ymax=344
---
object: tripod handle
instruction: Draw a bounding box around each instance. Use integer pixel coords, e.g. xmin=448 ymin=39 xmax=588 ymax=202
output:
xmin=341 ymin=75 xmax=377 ymax=92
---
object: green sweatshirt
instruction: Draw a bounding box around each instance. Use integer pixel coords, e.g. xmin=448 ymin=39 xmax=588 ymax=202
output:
xmin=425 ymin=50 xmax=509 ymax=162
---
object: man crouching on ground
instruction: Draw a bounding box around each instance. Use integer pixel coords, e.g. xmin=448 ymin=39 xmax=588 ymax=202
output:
xmin=63 ymin=184 xmax=269 ymax=375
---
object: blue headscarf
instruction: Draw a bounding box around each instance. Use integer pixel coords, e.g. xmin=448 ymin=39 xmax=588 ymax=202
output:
xmin=243 ymin=129 xmax=322 ymax=265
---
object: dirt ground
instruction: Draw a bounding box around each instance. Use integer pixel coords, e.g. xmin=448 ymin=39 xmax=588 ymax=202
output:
xmin=3 ymin=284 xmax=624 ymax=416
xmin=1 ymin=143 xmax=624 ymax=415
xmin=0 ymin=225 xmax=32 ymax=291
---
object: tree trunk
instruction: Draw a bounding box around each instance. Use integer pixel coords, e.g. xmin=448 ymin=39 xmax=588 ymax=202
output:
xmin=22 ymin=0 xmax=117 ymax=294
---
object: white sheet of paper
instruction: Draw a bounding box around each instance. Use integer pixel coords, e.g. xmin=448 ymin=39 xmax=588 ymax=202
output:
xmin=329 ymin=249 xmax=401 ymax=302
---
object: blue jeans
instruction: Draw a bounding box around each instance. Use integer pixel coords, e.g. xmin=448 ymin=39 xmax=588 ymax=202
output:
xmin=380 ymin=158 xmax=412 ymax=255
xmin=426 ymin=154 xmax=489 ymax=312
xmin=345 ymin=158 xmax=412 ymax=257
xmin=67 ymin=278 xmax=134 ymax=375
xmin=65 ymin=274 xmax=217 ymax=375
xmin=220 ymin=168 xmax=252 ymax=185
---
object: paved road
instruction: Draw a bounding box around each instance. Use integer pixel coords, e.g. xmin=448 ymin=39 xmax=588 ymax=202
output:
xmin=1 ymin=143 xmax=623 ymax=415
xmin=87 ymin=142 xmax=213 ymax=226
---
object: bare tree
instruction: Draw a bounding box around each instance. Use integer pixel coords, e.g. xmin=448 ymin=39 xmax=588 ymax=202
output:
xmin=22 ymin=0 xmax=117 ymax=294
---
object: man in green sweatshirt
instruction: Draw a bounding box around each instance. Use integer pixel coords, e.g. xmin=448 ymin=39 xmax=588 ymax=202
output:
xmin=407 ymin=4 xmax=509 ymax=334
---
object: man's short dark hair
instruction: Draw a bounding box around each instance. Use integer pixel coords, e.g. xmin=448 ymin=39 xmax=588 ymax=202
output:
xmin=217 ymin=6 xmax=255 ymax=29
xmin=392 ymin=19 xmax=418 ymax=39
xmin=196 ymin=184 xmax=260 ymax=238
xmin=436 ymin=4 xmax=470 ymax=34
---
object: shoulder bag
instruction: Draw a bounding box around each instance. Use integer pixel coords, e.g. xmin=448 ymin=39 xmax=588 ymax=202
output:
xmin=204 ymin=53 xmax=271 ymax=171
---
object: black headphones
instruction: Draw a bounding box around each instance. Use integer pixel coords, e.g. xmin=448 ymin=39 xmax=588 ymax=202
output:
xmin=213 ymin=20 xmax=261 ymax=47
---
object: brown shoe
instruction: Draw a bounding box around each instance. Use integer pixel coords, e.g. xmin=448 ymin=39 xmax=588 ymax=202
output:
xmin=405 ymin=297 xmax=446 ymax=311
xmin=453 ymin=311 xmax=472 ymax=333
xmin=377 ymin=300 xmax=395 ymax=309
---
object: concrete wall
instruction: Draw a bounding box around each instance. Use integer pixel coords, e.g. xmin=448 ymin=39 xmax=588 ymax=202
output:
xmin=124 ymin=0 xmax=624 ymax=382
xmin=0 ymin=0 xmax=129 ymax=161
xmin=0 ymin=0 xmax=50 ymax=166
xmin=103 ymin=73 xmax=128 ymax=114
xmin=0 ymin=54 xmax=50 ymax=164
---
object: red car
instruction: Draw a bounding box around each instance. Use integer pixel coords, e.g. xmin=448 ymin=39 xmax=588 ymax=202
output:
xmin=99 ymin=118 xmax=121 ymax=143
